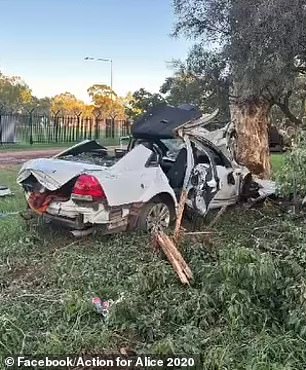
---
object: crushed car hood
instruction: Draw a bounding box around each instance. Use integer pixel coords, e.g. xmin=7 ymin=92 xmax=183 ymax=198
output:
xmin=256 ymin=179 xmax=276 ymax=197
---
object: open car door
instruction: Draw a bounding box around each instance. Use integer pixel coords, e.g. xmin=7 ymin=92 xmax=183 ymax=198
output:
xmin=180 ymin=135 xmax=220 ymax=216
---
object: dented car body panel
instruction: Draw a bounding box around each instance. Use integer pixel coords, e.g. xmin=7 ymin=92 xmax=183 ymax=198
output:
xmin=18 ymin=145 xmax=178 ymax=233
xmin=18 ymin=145 xmax=177 ymax=208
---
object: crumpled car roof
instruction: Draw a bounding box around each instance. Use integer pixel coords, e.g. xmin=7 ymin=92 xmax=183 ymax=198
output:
xmin=132 ymin=104 xmax=202 ymax=139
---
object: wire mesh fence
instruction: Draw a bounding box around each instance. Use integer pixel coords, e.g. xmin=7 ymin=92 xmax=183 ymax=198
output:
xmin=0 ymin=113 xmax=131 ymax=145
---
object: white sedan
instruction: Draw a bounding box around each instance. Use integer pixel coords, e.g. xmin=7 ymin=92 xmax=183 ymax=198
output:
xmin=17 ymin=105 xmax=267 ymax=235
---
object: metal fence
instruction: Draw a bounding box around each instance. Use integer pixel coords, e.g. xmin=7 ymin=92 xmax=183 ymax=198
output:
xmin=0 ymin=113 xmax=131 ymax=144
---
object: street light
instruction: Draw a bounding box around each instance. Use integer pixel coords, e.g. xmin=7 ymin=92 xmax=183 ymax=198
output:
xmin=84 ymin=56 xmax=113 ymax=96
xmin=84 ymin=56 xmax=115 ymax=138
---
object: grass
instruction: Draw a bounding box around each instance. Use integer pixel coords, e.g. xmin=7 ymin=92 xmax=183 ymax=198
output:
xmin=271 ymin=153 xmax=285 ymax=173
xmin=0 ymin=137 xmax=122 ymax=152
xmin=1 ymin=156 xmax=306 ymax=369
xmin=0 ymin=143 xmax=74 ymax=152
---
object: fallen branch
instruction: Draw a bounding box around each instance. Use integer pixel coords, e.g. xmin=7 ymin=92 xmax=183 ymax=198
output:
xmin=184 ymin=231 xmax=216 ymax=235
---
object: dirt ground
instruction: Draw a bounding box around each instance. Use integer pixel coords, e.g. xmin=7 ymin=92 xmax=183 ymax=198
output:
xmin=0 ymin=148 xmax=61 ymax=168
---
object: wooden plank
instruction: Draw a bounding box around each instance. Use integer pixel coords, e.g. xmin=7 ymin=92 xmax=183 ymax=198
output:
xmin=161 ymin=232 xmax=193 ymax=280
xmin=156 ymin=233 xmax=190 ymax=285
xmin=173 ymin=190 xmax=188 ymax=243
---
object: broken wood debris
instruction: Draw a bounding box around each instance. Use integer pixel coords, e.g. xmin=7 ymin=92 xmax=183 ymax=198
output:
xmin=155 ymin=231 xmax=193 ymax=285
xmin=173 ymin=189 xmax=188 ymax=243
xmin=154 ymin=188 xmax=194 ymax=285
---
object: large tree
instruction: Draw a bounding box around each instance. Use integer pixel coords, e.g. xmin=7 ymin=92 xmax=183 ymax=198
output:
xmin=173 ymin=0 xmax=306 ymax=178
xmin=87 ymin=84 xmax=125 ymax=119
xmin=160 ymin=46 xmax=230 ymax=121
xmin=0 ymin=72 xmax=34 ymax=113
xmin=125 ymin=88 xmax=166 ymax=121
xmin=51 ymin=92 xmax=86 ymax=116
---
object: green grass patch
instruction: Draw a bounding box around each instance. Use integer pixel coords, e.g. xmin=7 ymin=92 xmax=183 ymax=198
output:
xmin=0 ymin=138 xmax=122 ymax=152
xmin=0 ymin=143 xmax=73 ymax=152
xmin=1 ymin=166 xmax=306 ymax=368
xmin=271 ymin=153 xmax=285 ymax=173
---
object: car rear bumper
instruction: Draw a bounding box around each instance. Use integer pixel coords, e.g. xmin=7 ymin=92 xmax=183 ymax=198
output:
xmin=26 ymin=195 xmax=132 ymax=234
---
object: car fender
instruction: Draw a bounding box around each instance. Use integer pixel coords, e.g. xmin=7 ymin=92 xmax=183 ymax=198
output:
xmin=94 ymin=166 xmax=177 ymax=208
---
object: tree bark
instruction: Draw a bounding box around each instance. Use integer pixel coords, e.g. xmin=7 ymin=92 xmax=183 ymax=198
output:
xmin=230 ymin=96 xmax=272 ymax=179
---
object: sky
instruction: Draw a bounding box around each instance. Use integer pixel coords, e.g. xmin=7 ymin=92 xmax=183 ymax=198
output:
xmin=0 ymin=0 xmax=192 ymax=102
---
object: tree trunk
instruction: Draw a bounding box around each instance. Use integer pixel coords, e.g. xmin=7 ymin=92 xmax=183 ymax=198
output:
xmin=230 ymin=96 xmax=272 ymax=179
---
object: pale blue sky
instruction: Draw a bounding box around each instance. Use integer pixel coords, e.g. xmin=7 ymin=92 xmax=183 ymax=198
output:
xmin=0 ymin=0 xmax=192 ymax=101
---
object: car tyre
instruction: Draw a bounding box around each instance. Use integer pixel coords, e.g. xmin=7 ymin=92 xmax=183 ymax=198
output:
xmin=138 ymin=200 xmax=171 ymax=233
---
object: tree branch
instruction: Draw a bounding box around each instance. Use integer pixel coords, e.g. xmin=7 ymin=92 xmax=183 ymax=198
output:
xmin=274 ymin=91 xmax=303 ymax=126
xmin=293 ymin=66 xmax=306 ymax=74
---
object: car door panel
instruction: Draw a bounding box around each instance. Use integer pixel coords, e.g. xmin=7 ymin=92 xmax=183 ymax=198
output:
xmin=182 ymin=135 xmax=220 ymax=216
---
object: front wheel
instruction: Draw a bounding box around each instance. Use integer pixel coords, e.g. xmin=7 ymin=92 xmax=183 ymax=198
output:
xmin=138 ymin=201 xmax=171 ymax=233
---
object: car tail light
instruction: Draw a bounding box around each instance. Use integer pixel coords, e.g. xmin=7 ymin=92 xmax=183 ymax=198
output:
xmin=72 ymin=175 xmax=106 ymax=202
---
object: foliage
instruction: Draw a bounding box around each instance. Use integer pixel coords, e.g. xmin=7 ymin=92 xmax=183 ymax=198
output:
xmin=1 ymin=166 xmax=306 ymax=368
xmin=0 ymin=72 xmax=34 ymax=113
xmin=172 ymin=0 xmax=306 ymax=138
xmin=161 ymin=47 xmax=230 ymax=120
xmin=87 ymin=84 xmax=126 ymax=119
xmin=51 ymin=92 xmax=90 ymax=116
xmin=276 ymin=134 xmax=306 ymax=199
xmin=271 ymin=76 xmax=306 ymax=127
xmin=173 ymin=0 xmax=306 ymax=102
xmin=33 ymin=97 xmax=52 ymax=115
xmin=0 ymin=71 xmax=127 ymax=119
xmin=126 ymin=88 xmax=166 ymax=121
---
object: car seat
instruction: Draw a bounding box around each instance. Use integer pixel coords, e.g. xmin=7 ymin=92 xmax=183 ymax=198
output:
xmin=166 ymin=148 xmax=187 ymax=189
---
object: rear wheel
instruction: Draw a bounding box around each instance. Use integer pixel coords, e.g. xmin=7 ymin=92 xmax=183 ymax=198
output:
xmin=138 ymin=201 xmax=171 ymax=233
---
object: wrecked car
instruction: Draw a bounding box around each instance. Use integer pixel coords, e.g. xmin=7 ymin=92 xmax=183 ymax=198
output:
xmin=17 ymin=105 xmax=266 ymax=235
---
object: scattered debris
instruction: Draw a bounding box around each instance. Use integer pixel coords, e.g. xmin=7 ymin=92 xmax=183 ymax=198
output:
xmin=184 ymin=231 xmax=216 ymax=235
xmin=0 ymin=211 xmax=19 ymax=220
xmin=92 ymin=297 xmax=114 ymax=319
xmin=155 ymin=231 xmax=193 ymax=285
xmin=256 ymin=179 xmax=277 ymax=197
xmin=71 ymin=228 xmax=96 ymax=237
xmin=0 ymin=186 xmax=12 ymax=197
xmin=119 ymin=347 xmax=137 ymax=356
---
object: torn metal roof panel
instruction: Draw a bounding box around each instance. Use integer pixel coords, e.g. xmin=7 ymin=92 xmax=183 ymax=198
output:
xmin=132 ymin=105 xmax=202 ymax=139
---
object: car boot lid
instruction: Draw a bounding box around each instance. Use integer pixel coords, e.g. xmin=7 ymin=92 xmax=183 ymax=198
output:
xmin=17 ymin=144 xmax=154 ymax=192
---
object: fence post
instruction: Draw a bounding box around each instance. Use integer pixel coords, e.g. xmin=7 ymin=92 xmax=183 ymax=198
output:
xmin=0 ymin=106 xmax=3 ymax=145
xmin=29 ymin=108 xmax=35 ymax=145
xmin=76 ymin=113 xmax=82 ymax=141
xmin=94 ymin=113 xmax=101 ymax=140
xmin=54 ymin=111 xmax=60 ymax=143
xmin=111 ymin=115 xmax=117 ymax=138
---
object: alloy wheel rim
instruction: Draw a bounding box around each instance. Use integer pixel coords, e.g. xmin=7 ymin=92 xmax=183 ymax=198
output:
xmin=146 ymin=203 xmax=170 ymax=232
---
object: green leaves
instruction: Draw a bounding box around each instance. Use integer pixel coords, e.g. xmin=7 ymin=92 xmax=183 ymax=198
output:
xmin=276 ymin=134 xmax=306 ymax=199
